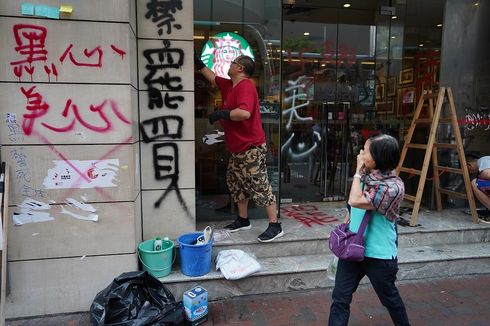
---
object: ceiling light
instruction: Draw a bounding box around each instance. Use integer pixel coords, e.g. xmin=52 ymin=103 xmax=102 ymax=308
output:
xmin=391 ymin=15 xmax=397 ymax=19
xmin=419 ymin=44 xmax=424 ymax=47
xmin=437 ymin=23 xmax=442 ymax=27
xmin=343 ymin=3 xmax=351 ymax=8
xmin=391 ymin=36 xmax=396 ymax=39
xmin=303 ymin=32 xmax=310 ymax=36
xmin=474 ymin=2 xmax=479 ymax=6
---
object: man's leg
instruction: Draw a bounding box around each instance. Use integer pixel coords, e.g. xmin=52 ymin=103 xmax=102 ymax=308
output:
xmin=224 ymin=156 xmax=251 ymax=232
xmin=472 ymin=179 xmax=490 ymax=210
xmin=265 ymin=202 xmax=278 ymax=223
xmin=237 ymin=199 xmax=249 ymax=218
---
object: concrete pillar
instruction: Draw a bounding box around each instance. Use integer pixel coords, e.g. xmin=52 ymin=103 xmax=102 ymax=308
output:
xmin=136 ymin=0 xmax=196 ymax=241
xmin=0 ymin=1 xmax=139 ymax=318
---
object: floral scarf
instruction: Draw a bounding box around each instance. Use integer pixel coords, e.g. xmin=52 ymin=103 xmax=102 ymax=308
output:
xmin=361 ymin=169 xmax=405 ymax=221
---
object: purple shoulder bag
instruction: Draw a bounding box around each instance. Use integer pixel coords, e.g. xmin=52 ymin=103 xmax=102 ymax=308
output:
xmin=329 ymin=211 xmax=371 ymax=261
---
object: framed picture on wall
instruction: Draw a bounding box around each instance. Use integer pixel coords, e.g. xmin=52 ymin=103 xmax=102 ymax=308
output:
xmin=387 ymin=76 xmax=397 ymax=97
xmin=397 ymin=87 xmax=416 ymax=117
xmin=399 ymin=68 xmax=414 ymax=85
xmin=375 ymin=101 xmax=394 ymax=114
xmin=375 ymin=83 xmax=385 ymax=100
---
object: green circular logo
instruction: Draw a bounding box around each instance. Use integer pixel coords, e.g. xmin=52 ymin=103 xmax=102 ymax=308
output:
xmin=200 ymin=32 xmax=254 ymax=78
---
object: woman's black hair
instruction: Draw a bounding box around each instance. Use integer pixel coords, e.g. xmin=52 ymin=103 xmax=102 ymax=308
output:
xmin=368 ymin=134 xmax=400 ymax=172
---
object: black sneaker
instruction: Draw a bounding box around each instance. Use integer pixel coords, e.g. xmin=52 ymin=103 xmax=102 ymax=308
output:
xmin=224 ymin=217 xmax=251 ymax=233
xmin=257 ymin=222 xmax=284 ymax=242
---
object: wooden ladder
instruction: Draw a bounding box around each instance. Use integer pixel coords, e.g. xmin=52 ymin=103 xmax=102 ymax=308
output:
xmin=396 ymin=87 xmax=478 ymax=226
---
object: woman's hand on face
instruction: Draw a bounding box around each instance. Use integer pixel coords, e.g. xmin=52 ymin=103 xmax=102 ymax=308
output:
xmin=356 ymin=149 xmax=365 ymax=172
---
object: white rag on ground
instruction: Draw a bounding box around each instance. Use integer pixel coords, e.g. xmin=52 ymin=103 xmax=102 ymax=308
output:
xmin=215 ymin=249 xmax=261 ymax=280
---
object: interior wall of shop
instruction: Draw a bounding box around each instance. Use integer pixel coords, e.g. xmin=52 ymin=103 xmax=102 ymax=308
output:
xmin=0 ymin=0 xmax=195 ymax=318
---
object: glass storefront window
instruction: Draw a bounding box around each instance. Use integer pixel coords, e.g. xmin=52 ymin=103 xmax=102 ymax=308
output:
xmin=193 ymin=0 xmax=454 ymax=216
xmin=194 ymin=1 xmax=281 ymax=221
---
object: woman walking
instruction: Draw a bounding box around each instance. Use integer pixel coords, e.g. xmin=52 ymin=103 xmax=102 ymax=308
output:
xmin=328 ymin=134 xmax=410 ymax=326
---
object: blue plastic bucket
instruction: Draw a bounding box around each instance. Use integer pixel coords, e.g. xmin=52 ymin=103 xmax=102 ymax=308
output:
xmin=138 ymin=238 xmax=174 ymax=278
xmin=177 ymin=232 xmax=213 ymax=277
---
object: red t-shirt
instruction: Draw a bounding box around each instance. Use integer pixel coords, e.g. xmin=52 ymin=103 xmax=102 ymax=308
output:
xmin=215 ymin=76 xmax=265 ymax=153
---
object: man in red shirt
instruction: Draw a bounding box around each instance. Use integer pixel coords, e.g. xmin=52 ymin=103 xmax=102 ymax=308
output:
xmin=195 ymin=54 xmax=283 ymax=242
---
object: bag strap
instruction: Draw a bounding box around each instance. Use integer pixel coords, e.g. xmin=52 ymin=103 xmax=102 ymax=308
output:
xmin=356 ymin=210 xmax=371 ymax=236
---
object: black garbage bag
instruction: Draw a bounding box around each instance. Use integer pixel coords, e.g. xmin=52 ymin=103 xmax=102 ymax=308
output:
xmin=90 ymin=271 xmax=184 ymax=326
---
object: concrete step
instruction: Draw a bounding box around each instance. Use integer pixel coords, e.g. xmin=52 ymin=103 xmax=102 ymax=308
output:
xmin=161 ymin=241 xmax=490 ymax=301
xmin=200 ymin=214 xmax=490 ymax=259
xmin=158 ymin=206 xmax=490 ymax=302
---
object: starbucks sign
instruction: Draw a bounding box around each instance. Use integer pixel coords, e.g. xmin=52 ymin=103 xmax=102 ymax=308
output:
xmin=200 ymin=32 xmax=254 ymax=79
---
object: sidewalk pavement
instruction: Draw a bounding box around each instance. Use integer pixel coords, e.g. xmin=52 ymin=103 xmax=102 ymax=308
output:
xmin=7 ymin=274 xmax=490 ymax=326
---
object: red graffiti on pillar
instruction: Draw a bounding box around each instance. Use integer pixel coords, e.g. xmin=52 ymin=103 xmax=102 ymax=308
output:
xmin=20 ymin=86 xmax=49 ymax=135
xmin=20 ymin=86 xmax=132 ymax=135
xmin=41 ymin=99 xmax=131 ymax=133
xmin=43 ymin=63 xmax=59 ymax=82
xmin=10 ymin=24 xmax=48 ymax=81
xmin=59 ymin=44 xmax=103 ymax=67
xmin=10 ymin=24 xmax=126 ymax=80
xmin=110 ymin=45 xmax=126 ymax=60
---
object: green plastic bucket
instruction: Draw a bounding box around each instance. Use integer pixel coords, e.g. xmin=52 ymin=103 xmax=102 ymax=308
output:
xmin=138 ymin=238 xmax=174 ymax=278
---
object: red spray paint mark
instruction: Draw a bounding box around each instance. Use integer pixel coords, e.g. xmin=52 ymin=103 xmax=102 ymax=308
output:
xmin=51 ymin=63 xmax=58 ymax=81
xmin=20 ymin=85 xmax=49 ymax=135
xmin=281 ymin=204 xmax=338 ymax=227
xmin=44 ymin=65 xmax=51 ymax=82
xmin=59 ymin=44 xmax=103 ymax=67
xmin=41 ymin=99 xmax=131 ymax=133
xmin=110 ymin=45 xmax=126 ymax=60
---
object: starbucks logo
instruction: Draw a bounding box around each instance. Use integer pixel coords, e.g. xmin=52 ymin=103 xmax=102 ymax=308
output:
xmin=200 ymin=32 xmax=254 ymax=79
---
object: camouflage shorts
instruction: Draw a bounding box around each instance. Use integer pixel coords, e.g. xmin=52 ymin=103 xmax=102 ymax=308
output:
xmin=226 ymin=144 xmax=276 ymax=207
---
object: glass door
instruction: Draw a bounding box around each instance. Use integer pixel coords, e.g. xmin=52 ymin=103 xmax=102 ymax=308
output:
xmin=281 ymin=1 xmax=392 ymax=202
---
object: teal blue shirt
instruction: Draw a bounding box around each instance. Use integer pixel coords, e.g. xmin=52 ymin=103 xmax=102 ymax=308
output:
xmin=349 ymin=206 xmax=397 ymax=259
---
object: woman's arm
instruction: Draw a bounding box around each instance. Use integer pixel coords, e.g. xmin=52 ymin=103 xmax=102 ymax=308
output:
xmin=348 ymin=149 xmax=374 ymax=210
xmin=348 ymin=175 xmax=374 ymax=209
xmin=343 ymin=210 xmax=350 ymax=223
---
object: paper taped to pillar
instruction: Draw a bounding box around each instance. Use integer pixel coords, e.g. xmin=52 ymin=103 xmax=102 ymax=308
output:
xmin=43 ymin=159 xmax=119 ymax=189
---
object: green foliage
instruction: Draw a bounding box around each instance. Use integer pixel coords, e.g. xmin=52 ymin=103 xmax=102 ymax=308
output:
xmin=283 ymin=37 xmax=318 ymax=52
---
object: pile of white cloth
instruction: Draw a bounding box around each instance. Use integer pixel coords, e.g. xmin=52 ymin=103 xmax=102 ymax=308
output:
xmin=215 ymin=249 xmax=261 ymax=280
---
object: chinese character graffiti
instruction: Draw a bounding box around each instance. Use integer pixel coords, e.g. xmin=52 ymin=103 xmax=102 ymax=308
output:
xmin=145 ymin=0 xmax=183 ymax=36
